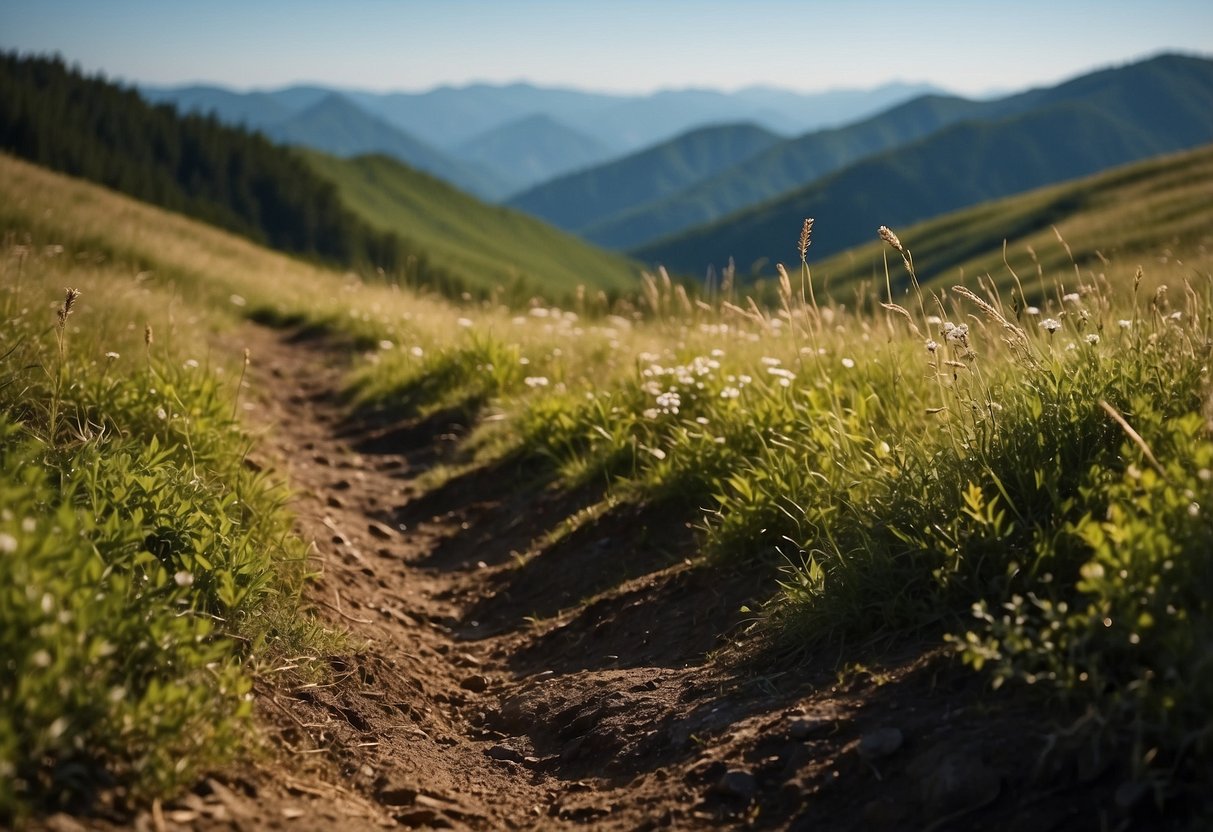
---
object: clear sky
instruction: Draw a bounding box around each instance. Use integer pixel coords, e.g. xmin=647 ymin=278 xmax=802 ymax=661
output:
xmin=2 ymin=0 xmax=1210 ymax=95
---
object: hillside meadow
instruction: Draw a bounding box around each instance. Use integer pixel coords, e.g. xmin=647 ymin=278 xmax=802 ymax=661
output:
xmin=2 ymin=150 xmax=1212 ymax=822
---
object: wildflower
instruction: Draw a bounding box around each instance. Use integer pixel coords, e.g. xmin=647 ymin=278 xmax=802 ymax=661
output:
xmin=1039 ymin=318 xmax=1061 ymax=333
xmin=1085 ymin=333 xmax=1100 ymax=345
xmin=1169 ymin=311 xmax=1183 ymax=322
xmin=0 ymin=533 xmax=16 ymax=554
xmin=22 ymin=518 xmax=35 ymax=533
xmin=174 ymin=571 xmax=195 ymax=587
xmin=926 ymin=315 xmax=942 ymax=326
xmin=524 ymin=376 xmax=549 ymax=388
xmin=841 ymin=358 xmax=855 ymax=369
xmin=410 ymin=346 xmax=424 ymax=358
xmin=105 ymin=351 xmax=120 ymax=360
xmin=944 ymin=323 xmax=969 ymax=344
xmin=925 ymin=339 xmax=939 ymax=353
xmin=767 ymin=367 xmax=796 ymax=381
xmin=184 ymin=359 xmax=199 ymax=369
xmin=457 ymin=317 xmax=473 ymax=328
xmin=1063 ymin=293 xmax=1081 ymax=304
xmin=1118 ymin=319 xmax=1133 ymax=329
xmin=761 ymin=356 xmax=781 ymax=366
xmin=720 ymin=387 xmax=741 ymax=399
xmin=378 ymin=340 xmax=394 ymax=351
xmin=1026 ymin=306 xmax=1040 ymax=316
xmin=229 ymin=294 xmax=247 ymax=307
xmin=643 ymin=408 xmax=661 ymax=419
xmin=156 ymin=407 xmax=167 ymax=420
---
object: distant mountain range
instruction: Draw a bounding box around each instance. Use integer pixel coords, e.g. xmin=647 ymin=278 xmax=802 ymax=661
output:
xmin=520 ymin=53 xmax=1213 ymax=255
xmin=139 ymin=80 xmax=946 ymax=198
xmin=633 ymin=54 xmax=1213 ymax=277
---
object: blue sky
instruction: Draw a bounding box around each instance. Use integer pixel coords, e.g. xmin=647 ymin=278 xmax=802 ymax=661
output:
xmin=2 ymin=1 xmax=1210 ymax=95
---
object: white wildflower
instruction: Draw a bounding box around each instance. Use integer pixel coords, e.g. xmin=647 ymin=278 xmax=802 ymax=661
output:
xmin=174 ymin=571 xmax=194 ymax=587
xmin=761 ymin=356 xmax=781 ymax=366
xmin=457 ymin=317 xmax=473 ymax=328
xmin=1085 ymin=333 xmax=1100 ymax=345
xmin=944 ymin=323 xmax=969 ymax=343
xmin=229 ymin=294 xmax=247 ymax=307
xmin=105 ymin=351 xmax=119 ymax=360
xmin=720 ymin=387 xmax=741 ymax=399
xmin=1118 ymin=319 xmax=1132 ymax=329
xmin=841 ymin=358 xmax=855 ymax=369
xmin=925 ymin=339 xmax=939 ymax=353
xmin=0 ymin=533 xmax=16 ymax=554
xmin=1063 ymin=293 xmax=1081 ymax=304
xmin=1026 ymin=306 xmax=1040 ymax=316
xmin=524 ymin=376 xmax=550 ymax=388
xmin=1039 ymin=318 xmax=1061 ymax=333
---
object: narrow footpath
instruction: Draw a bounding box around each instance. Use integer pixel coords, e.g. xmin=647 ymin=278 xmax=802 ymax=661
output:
xmin=116 ymin=326 xmax=1128 ymax=832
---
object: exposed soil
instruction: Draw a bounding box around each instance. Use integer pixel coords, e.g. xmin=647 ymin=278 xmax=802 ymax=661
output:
xmin=40 ymin=326 xmax=1188 ymax=831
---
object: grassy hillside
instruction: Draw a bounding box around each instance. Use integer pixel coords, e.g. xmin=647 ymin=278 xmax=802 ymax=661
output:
xmin=595 ymin=53 xmax=1213 ymax=251
xmin=301 ymin=151 xmax=642 ymax=299
xmin=5 ymin=138 xmax=1213 ymax=825
xmin=637 ymin=84 xmax=1213 ymax=278
xmin=507 ymin=122 xmax=784 ymax=233
xmin=811 ymin=142 xmax=1213 ymax=300
xmin=0 ymin=53 xmax=481 ymax=298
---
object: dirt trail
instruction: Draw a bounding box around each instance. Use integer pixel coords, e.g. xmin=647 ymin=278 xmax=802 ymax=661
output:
xmin=106 ymin=327 xmax=1141 ymax=832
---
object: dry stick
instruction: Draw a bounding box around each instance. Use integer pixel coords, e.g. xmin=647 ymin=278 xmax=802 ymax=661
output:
xmin=316 ymin=594 xmax=374 ymax=625
xmin=1098 ymin=399 xmax=1166 ymax=478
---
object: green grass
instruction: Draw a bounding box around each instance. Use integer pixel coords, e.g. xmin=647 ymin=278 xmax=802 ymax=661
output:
xmin=0 ymin=163 xmax=330 ymax=823
xmin=302 ymin=150 xmax=644 ymax=301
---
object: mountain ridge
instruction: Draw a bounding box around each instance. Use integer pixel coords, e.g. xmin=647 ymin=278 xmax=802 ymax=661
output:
xmin=634 ymin=57 xmax=1213 ymax=277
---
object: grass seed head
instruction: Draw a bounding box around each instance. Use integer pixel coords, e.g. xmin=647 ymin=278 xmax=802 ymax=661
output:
xmin=798 ymin=219 xmax=814 ymax=262
xmin=878 ymin=225 xmax=904 ymax=254
xmin=57 ymin=286 xmax=80 ymax=326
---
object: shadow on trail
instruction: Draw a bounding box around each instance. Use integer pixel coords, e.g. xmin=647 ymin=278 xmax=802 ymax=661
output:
xmin=456 ymin=498 xmax=709 ymax=640
xmin=389 ymin=454 xmax=603 ymax=573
